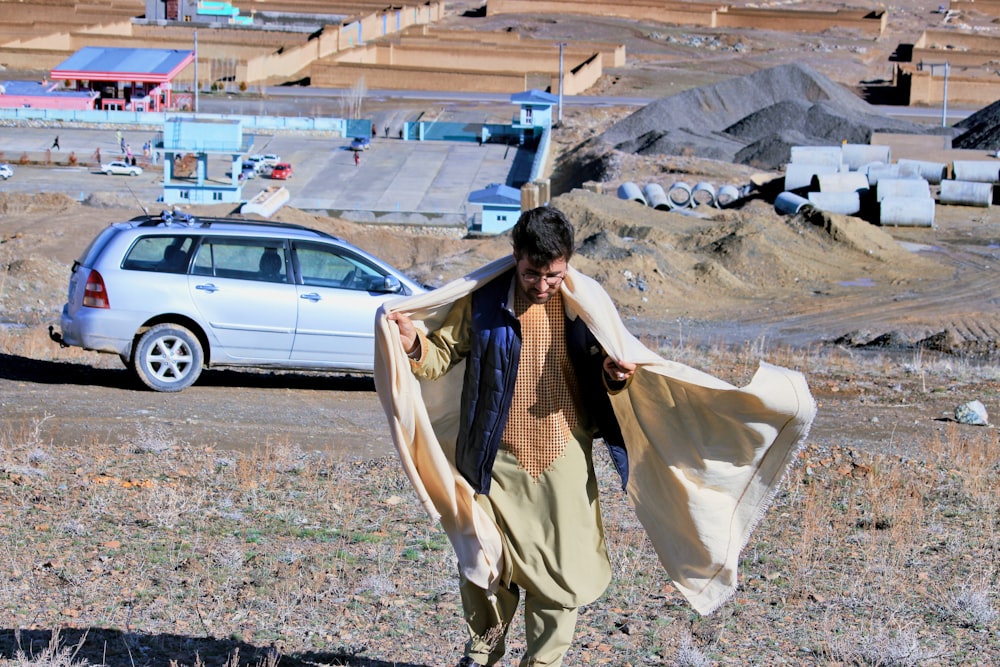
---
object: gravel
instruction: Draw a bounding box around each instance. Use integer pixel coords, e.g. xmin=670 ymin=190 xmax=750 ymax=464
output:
xmin=597 ymin=63 xmax=950 ymax=169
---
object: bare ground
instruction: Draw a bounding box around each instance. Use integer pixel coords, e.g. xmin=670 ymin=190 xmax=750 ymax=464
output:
xmin=1 ymin=3 xmax=999 ymax=665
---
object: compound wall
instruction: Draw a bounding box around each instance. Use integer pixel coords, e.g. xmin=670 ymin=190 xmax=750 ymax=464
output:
xmin=487 ymin=0 xmax=886 ymax=36
xmin=897 ymin=29 xmax=1000 ymax=105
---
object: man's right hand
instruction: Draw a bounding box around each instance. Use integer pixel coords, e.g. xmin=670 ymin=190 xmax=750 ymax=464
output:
xmin=386 ymin=311 xmax=419 ymax=355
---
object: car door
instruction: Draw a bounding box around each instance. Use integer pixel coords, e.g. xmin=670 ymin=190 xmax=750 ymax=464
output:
xmin=289 ymin=240 xmax=398 ymax=369
xmin=188 ymin=237 xmax=297 ymax=361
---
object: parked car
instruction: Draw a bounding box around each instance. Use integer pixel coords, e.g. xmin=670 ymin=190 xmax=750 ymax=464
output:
xmin=101 ymin=160 xmax=143 ymax=176
xmin=0 ymin=163 xmax=13 ymax=180
xmin=51 ymin=212 xmax=427 ymax=392
xmin=269 ymin=162 xmax=293 ymax=180
xmin=246 ymin=153 xmax=280 ymax=170
xmin=350 ymin=136 xmax=372 ymax=151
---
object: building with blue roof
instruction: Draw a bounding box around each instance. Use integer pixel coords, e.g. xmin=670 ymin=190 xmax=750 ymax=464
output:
xmin=0 ymin=80 xmax=99 ymax=111
xmin=468 ymin=183 xmax=522 ymax=234
xmin=49 ymin=47 xmax=195 ymax=112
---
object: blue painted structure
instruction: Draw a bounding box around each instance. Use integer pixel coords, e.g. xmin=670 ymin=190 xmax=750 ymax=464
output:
xmin=468 ymin=183 xmax=521 ymax=234
xmin=160 ymin=117 xmax=255 ymax=204
xmin=510 ymin=89 xmax=558 ymax=129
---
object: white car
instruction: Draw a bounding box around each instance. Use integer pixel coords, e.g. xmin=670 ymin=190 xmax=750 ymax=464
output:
xmin=101 ymin=160 xmax=143 ymax=176
xmin=246 ymin=153 xmax=280 ymax=170
xmin=0 ymin=163 xmax=12 ymax=180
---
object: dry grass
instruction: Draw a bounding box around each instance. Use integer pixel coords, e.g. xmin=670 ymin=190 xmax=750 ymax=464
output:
xmin=0 ymin=344 xmax=997 ymax=667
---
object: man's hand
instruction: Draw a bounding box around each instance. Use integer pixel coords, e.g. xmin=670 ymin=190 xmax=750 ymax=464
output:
xmin=387 ymin=311 xmax=419 ymax=355
xmin=603 ymin=356 xmax=636 ymax=383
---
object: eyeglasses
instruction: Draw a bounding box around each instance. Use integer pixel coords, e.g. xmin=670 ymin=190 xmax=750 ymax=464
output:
xmin=520 ymin=270 xmax=565 ymax=287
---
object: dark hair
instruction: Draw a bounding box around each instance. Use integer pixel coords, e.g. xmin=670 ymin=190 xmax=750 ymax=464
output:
xmin=510 ymin=206 xmax=574 ymax=265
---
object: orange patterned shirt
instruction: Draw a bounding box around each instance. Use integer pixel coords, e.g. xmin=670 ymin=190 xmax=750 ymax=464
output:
xmin=501 ymin=290 xmax=580 ymax=478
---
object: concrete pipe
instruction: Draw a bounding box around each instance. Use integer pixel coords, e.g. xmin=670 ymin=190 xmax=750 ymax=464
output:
xmin=790 ymin=145 xmax=843 ymax=169
xmin=643 ymin=182 xmax=673 ymax=210
xmin=808 ymin=191 xmax=861 ymax=215
xmin=668 ymin=181 xmax=693 ymax=208
xmin=842 ymin=144 xmax=891 ymax=171
xmin=716 ymin=184 xmax=741 ymax=207
xmin=811 ymin=172 xmax=870 ymax=194
xmin=691 ymin=182 xmax=717 ymax=208
xmin=896 ymin=158 xmax=947 ymax=184
xmin=784 ymin=163 xmax=839 ymax=191
xmin=879 ymin=196 xmax=936 ymax=227
xmin=876 ymin=178 xmax=930 ymax=202
xmin=774 ymin=191 xmax=811 ymax=215
xmin=951 ymin=160 xmax=1000 ymax=184
xmin=617 ymin=182 xmax=647 ymax=205
xmin=938 ymin=179 xmax=993 ymax=207
xmin=864 ymin=163 xmax=899 ymax=186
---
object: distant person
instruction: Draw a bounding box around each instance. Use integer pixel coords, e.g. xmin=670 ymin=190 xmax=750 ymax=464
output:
xmin=51 ymin=135 xmax=60 ymax=150
xmin=354 ymin=151 xmax=360 ymax=167
xmin=398 ymin=128 xmax=403 ymax=140
xmin=384 ymin=125 xmax=390 ymax=138
xmin=372 ymin=125 xmax=377 ymax=138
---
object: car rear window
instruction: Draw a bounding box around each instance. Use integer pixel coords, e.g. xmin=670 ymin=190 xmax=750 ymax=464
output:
xmin=122 ymin=235 xmax=196 ymax=274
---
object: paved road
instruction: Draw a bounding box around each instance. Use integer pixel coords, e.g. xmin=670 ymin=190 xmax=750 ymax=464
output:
xmin=0 ymin=122 xmax=531 ymax=225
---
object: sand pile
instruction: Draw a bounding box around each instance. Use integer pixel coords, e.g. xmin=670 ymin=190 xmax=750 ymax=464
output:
xmin=596 ymin=64 xmax=945 ymax=169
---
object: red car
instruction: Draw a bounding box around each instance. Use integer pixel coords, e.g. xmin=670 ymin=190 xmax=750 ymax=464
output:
xmin=270 ymin=162 xmax=293 ymax=180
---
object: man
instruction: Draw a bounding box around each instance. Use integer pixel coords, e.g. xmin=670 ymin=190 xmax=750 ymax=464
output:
xmin=376 ymin=206 xmax=814 ymax=667
xmin=388 ymin=206 xmax=635 ymax=666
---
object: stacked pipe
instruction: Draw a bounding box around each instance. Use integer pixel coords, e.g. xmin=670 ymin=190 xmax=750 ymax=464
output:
xmin=937 ymin=160 xmax=999 ymax=208
xmin=616 ymin=180 xmax=746 ymax=210
xmin=778 ymin=143 xmax=939 ymax=226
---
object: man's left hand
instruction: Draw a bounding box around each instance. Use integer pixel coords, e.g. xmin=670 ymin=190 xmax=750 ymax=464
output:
xmin=603 ymin=357 xmax=636 ymax=383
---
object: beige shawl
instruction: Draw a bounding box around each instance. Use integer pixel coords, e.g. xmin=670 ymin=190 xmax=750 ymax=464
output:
xmin=374 ymin=256 xmax=816 ymax=615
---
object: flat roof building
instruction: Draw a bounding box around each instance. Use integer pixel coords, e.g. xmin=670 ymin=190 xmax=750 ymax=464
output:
xmin=49 ymin=47 xmax=195 ymax=112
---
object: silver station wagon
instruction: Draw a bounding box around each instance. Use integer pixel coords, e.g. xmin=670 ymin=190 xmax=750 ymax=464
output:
xmin=52 ymin=212 xmax=426 ymax=391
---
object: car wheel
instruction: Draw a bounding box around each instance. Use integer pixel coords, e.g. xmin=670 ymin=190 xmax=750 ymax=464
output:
xmin=133 ymin=323 xmax=204 ymax=392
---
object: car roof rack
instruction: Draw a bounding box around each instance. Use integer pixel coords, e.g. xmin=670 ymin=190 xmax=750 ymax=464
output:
xmin=128 ymin=211 xmax=341 ymax=240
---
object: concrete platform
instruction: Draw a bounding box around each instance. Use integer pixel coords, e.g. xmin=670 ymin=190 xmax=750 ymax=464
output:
xmin=0 ymin=124 xmax=532 ymax=227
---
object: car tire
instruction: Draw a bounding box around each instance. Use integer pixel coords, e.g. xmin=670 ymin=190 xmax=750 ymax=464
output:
xmin=133 ymin=323 xmax=204 ymax=392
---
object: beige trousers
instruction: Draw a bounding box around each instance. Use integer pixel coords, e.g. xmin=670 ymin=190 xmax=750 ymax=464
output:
xmin=460 ymin=573 xmax=580 ymax=667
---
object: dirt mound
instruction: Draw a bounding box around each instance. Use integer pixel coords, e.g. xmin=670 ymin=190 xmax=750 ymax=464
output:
xmin=596 ymin=63 xmax=944 ymax=169
xmin=0 ymin=191 xmax=77 ymax=216
xmin=549 ymin=189 xmax=948 ymax=318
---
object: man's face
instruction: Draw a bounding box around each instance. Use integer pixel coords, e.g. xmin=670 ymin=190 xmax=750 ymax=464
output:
xmin=514 ymin=254 xmax=567 ymax=305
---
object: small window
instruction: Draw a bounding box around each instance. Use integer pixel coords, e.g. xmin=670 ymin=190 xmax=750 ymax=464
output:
xmin=213 ymin=192 xmax=223 ymax=201
xmin=122 ymin=235 xmax=195 ymax=274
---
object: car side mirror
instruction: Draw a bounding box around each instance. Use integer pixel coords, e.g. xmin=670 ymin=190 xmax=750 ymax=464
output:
xmin=378 ymin=275 xmax=402 ymax=293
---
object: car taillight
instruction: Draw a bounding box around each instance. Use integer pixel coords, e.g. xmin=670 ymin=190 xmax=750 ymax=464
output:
xmin=82 ymin=270 xmax=109 ymax=309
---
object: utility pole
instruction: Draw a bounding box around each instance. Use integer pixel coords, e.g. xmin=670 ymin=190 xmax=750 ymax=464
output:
xmin=194 ymin=29 xmax=199 ymax=113
xmin=924 ymin=61 xmax=950 ymax=127
xmin=557 ymin=42 xmax=566 ymax=125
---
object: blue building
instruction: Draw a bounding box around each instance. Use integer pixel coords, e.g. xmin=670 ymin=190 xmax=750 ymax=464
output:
xmin=510 ymin=89 xmax=559 ymax=129
xmin=468 ymin=183 xmax=522 ymax=235
xmin=159 ymin=117 xmax=255 ymax=204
